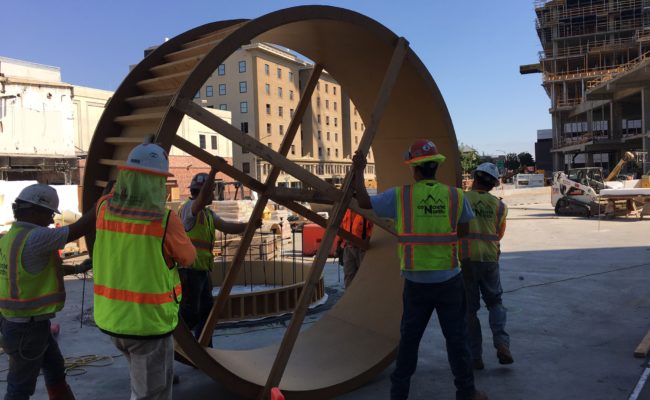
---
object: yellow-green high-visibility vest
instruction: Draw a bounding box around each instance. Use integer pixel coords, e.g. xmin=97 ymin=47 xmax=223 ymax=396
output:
xmin=93 ymin=197 xmax=181 ymax=337
xmin=183 ymin=200 xmax=215 ymax=271
xmin=0 ymin=225 xmax=65 ymax=318
xmin=460 ymin=191 xmax=507 ymax=262
xmin=395 ymin=181 xmax=464 ymax=271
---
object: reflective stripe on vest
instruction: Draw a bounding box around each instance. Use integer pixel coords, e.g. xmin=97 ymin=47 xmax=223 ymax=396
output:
xmin=94 ymin=283 xmax=182 ymax=305
xmin=183 ymin=201 xmax=215 ymax=271
xmin=396 ymin=182 xmax=462 ymax=271
xmin=0 ymin=226 xmax=65 ymax=316
xmin=94 ymin=199 xmax=181 ymax=337
xmin=460 ymin=191 xmax=506 ymax=262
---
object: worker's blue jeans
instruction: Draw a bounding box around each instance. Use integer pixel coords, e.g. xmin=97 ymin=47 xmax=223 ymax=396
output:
xmin=179 ymin=269 xmax=213 ymax=346
xmin=390 ymin=274 xmax=476 ymax=400
xmin=461 ymin=261 xmax=509 ymax=361
xmin=0 ymin=318 xmax=66 ymax=400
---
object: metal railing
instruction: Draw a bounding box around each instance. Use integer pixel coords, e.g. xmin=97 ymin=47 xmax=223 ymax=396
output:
xmin=535 ymin=0 xmax=642 ymax=23
xmin=586 ymin=50 xmax=650 ymax=89
xmin=538 ymin=37 xmax=636 ymax=60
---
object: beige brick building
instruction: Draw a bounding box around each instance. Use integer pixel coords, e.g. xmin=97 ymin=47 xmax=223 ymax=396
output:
xmin=195 ymin=42 xmax=375 ymax=187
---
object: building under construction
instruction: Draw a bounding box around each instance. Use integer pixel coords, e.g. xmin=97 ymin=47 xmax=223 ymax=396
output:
xmin=524 ymin=0 xmax=649 ymax=174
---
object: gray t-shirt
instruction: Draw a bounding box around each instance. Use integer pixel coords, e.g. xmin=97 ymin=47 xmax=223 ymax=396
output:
xmin=179 ymin=199 xmax=222 ymax=232
xmin=15 ymin=221 xmax=69 ymax=274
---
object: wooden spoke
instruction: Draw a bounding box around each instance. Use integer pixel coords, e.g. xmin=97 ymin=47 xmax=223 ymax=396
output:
xmin=260 ymin=36 xmax=409 ymax=398
xmin=173 ymin=96 xmax=341 ymax=198
xmin=274 ymin=198 xmax=369 ymax=250
xmin=266 ymin=187 xmax=337 ymax=204
xmin=173 ymin=135 xmax=266 ymax=193
xmin=197 ymin=65 xmax=324 ymax=346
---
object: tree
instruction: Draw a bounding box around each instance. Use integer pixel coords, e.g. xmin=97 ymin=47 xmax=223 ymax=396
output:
xmin=459 ymin=144 xmax=480 ymax=174
xmin=518 ymin=152 xmax=535 ymax=169
xmin=505 ymin=153 xmax=520 ymax=171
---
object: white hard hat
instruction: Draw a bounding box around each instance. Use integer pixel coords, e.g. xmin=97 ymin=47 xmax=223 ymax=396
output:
xmin=124 ymin=143 xmax=172 ymax=176
xmin=475 ymin=163 xmax=500 ymax=182
xmin=15 ymin=184 xmax=60 ymax=213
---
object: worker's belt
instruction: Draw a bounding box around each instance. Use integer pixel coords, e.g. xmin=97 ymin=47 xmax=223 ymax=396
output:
xmin=3 ymin=314 xmax=54 ymax=323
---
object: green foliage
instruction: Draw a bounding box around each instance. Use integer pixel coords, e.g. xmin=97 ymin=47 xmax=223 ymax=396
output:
xmin=459 ymin=143 xmax=480 ymax=174
xmin=505 ymin=153 xmax=520 ymax=171
xmin=517 ymin=152 xmax=535 ymax=168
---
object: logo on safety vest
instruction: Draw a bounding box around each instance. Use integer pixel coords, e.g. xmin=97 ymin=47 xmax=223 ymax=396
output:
xmin=417 ymin=194 xmax=446 ymax=216
xmin=473 ymin=200 xmax=495 ymax=219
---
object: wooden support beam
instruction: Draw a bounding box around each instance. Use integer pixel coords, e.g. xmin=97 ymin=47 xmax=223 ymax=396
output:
xmin=348 ymin=199 xmax=396 ymax=236
xmin=125 ymin=92 xmax=175 ymax=108
xmin=172 ymin=136 xmax=265 ymax=193
xmin=259 ymin=37 xmax=409 ymax=399
xmin=173 ymin=135 xmax=380 ymax=247
xmin=266 ymin=187 xmax=336 ymax=204
xmin=137 ymin=71 xmax=191 ymax=92
xmin=198 ymin=65 xmax=325 ymax=347
xmin=150 ymin=55 xmax=203 ymax=77
xmin=104 ymin=136 xmax=147 ymax=145
xmin=635 ymin=329 xmax=650 ymax=358
xmin=114 ymin=112 xmax=165 ymax=126
xmin=275 ymin=198 xmax=368 ymax=251
xmin=173 ymin=97 xmax=341 ymax=199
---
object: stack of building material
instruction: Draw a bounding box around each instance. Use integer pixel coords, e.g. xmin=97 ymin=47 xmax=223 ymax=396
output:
xmin=210 ymin=200 xmax=256 ymax=222
xmin=213 ymin=232 xmax=279 ymax=261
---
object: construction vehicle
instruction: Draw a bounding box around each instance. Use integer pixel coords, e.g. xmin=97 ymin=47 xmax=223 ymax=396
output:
xmin=551 ymin=152 xmax=635 ymax=217
xmin=551 ymin=167 xmax=604 ymax=216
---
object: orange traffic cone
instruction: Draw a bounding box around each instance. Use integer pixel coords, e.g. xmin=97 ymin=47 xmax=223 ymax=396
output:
xmin=270 ymin=387 xmax=285 ymax=400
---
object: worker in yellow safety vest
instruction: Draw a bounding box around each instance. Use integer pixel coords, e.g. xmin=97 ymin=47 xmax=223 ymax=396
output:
xmin=179 ymin=167 xmax=257 ymax=345
xmin=93 ymin=142 xmax=196 ymax=400
xmin=460 ymin=162 xmax=512 ymax=370
xmin=352 ymin=140 xmax=487 ymax=400
xmin=0 ymin=183 xmax=95 ymax=400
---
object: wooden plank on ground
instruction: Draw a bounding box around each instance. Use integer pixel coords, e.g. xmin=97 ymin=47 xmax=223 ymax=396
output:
xmin=634 ymin=329 xmax=650 ymax=358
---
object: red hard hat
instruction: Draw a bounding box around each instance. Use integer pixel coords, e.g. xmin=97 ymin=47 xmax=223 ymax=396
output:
xmin=404 ymin=139 xmax=446 ymax=165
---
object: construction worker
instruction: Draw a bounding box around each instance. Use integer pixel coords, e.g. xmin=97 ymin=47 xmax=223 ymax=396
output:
xmin=93 ymin=142 xmax=196 ymax=400
xmin=339 ymin=209 xmax=373 ymax=288
xmin=352 ymin=140 xmax=488 ymax=400
xmin=179 ymin=168 xmax=256 ymax=343
xmin=460 ymin=163 xmax=512 ymax=370
xmin=0 ymin=184 xmax=95 ymax=400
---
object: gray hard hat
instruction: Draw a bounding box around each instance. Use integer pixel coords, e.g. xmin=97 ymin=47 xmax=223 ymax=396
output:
xmin=474 ymin=163 xmax=500 ymax=185
xmin=15 ymin=184 xmax=60 ymax=213
xmin=189 ymin=173 xmax=210 ymax=190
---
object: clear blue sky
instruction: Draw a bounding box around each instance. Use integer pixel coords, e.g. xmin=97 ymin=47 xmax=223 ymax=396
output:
xmin=2 ymin=0 xmax=549 ymax=156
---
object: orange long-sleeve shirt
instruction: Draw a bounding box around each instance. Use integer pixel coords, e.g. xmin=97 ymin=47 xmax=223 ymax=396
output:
xmin=163 ymin=211 xmax=196 ymax=268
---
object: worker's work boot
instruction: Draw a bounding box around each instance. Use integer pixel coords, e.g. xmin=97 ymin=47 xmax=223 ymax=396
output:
xmin=473 ymin=358 xmax=484 ymax=370
xmin=496 ymin=344 xmax=513 ymax=364
xmin=46 ymin=381 xmax=76 ymax=400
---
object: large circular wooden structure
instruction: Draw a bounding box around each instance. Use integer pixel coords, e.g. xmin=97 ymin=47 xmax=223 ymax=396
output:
xmin=83 ymin=6 xmax=460 ymax=399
